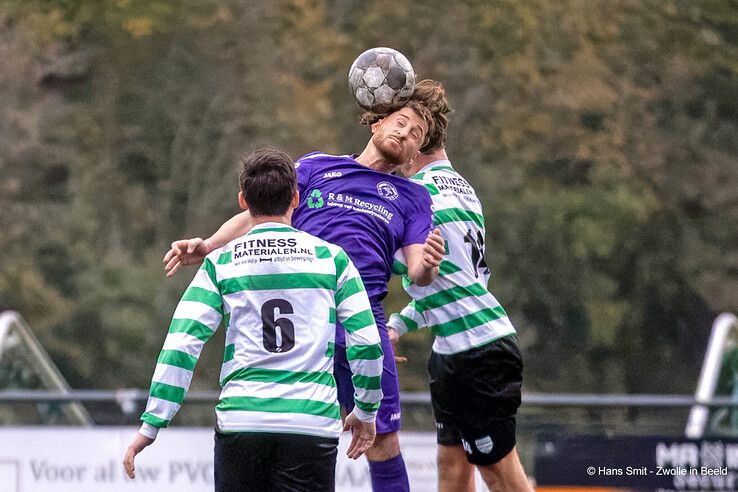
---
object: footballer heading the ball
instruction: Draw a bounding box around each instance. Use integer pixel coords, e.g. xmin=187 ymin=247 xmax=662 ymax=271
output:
xmin=348 ymin=47 xmax=416 ymax=114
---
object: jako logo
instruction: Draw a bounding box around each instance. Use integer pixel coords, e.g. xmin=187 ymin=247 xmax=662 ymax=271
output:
xmin=461 ymin=439 xmax=473 ymax=455
xmin=307 ymin=189 xmax=324 ymax=209
xmin=377 ymin=181 xmax=399 ymax=200
xmin=323 ymin=171 xmax=342 ymax=178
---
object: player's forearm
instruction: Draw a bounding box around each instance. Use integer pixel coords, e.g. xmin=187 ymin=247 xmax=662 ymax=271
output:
xmin=335 ymin=260 xmax=384 ymax=418
xmin=407 ymin=262 xmax=438 ymax=287
xmin=387 ymin=301 xmax=426 ymax=336
xmin=342 ymin=321 xmax=384 ymax=417
xmin=351 ymin=388 xmax=381 ymax=423
xmin=347 ymin=350 xmax=383 ymax=421
xmin=402 ymin=242 xmax=440 ymax=287
xmin=139 ymin=333 xmax=204 ymax=436
xmin=205 ymin=210 xmax=253 ymax=252
xmin=140 ymin=331 xmax=205 ymax=432
xmin=342 ymin=313 xmax=383 ymax=420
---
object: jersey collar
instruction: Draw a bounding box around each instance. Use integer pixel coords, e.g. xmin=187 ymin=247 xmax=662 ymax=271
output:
xmin=415 ymin=159 xmax=453 ymax=175
xmin=248 ymin=222 xmax=297 ymax=234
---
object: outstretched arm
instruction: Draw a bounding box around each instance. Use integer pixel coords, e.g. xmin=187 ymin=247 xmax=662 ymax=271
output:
xmin=163 ymin=211 xmax=253 ymax=277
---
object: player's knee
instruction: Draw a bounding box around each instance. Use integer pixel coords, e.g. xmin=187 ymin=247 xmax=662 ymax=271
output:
xmin=477 ymin=447 xmax=530 ymax=491
xmin=365 ymin=431 xmax=401 ymax=461
xmin=437 ymin=446 xmax=470 ymax=479
xmin=438 ymin=459 xmax=471 ymax=483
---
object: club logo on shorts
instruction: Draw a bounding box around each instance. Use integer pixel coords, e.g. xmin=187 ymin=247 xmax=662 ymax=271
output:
xmin=377 ymin=181 xmax=399 ymax=201
xmin=475 ymin=436 xmax=494 ymax=454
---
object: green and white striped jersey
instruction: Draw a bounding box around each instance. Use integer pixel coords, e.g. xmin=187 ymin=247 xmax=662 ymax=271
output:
xmin=139 ymin=222 xmax=383 ymax=440
xmin=388 ymin=160 xmax=516 ymax=355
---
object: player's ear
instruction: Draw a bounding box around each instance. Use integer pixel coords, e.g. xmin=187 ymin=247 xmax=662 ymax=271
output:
xmin=370 ymin=118 xmax=384 ymax=133
xmin=238 ymin=191 xmax=249 ymax=211
xmin=290 ymin=189 xmax=299 ymax=209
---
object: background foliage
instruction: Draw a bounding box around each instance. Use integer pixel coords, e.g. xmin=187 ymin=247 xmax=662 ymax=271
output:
xmin=0 ymin=0 xmax=736 ymax=397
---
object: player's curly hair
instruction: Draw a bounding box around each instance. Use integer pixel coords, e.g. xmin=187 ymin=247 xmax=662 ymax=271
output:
xmin=411 ymin=79 xmax=451 ymax=152
xmin=361 ymin=79 xmax=451 ymax=153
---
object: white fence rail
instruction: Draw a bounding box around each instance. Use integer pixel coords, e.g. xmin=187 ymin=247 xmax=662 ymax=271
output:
xmin=2 ymin=389 xmax=738 ymax=410
xmin=686 ymin=313 xmax=738 ymax=438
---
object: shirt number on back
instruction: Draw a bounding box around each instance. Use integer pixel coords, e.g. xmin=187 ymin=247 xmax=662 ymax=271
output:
xmin=464 ymin=229 xmax=489 ymax=278
xmin=261 ymin=299 xmax=295 ymax=353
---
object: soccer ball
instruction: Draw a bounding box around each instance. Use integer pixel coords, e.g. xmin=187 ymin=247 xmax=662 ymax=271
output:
xmin=348 ymin=47 xmax=416 ymax=113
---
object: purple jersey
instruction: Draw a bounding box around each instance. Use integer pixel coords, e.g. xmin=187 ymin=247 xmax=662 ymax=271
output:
xmin=293 ymin=152 xmax=433 ymax=304
xmin=293 ymin=152 xmax=431 ymax=435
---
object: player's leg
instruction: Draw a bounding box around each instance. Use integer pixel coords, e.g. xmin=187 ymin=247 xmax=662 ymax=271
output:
xmin=456 ymin=415 xmax=532 ymax=492
xmin=364 ymin=429 xmax=409 ymax=492
xmin=336 ymin=343 xmax=408 ymax=491
xmin=454 ymin=336 xmax=531 ymax=491
xmin=270 ymin=433 xmax=339 ymax=491
xmin=335 ymin=315 xmax=410 ymax=492
xmin=364 ymin=326 xmax=409 ymax=492
xmin=213 ymin=431 xmax=272 ymax=492
xmin=335 ymin=369 xmax=409 ymax=492
xmin=429 ymin=352 xmax=475 ymax=492
xmin=476 ymin=446 xmax=531 ymax=491
xmin=438 ymin=444 xmax=476 ymax=492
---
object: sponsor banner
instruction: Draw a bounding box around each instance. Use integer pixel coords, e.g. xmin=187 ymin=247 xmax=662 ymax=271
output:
xmin=0 ymin=428 xmax=475 ymax=491
xmin=535 ymin=435 xmax=738 ymax=491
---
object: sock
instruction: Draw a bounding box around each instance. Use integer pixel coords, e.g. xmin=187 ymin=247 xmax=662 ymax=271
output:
xmin=368 ymin=453 xmax=410 ymax=492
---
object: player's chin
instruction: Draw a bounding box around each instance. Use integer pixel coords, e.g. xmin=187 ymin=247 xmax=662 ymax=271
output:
xmin=378 ymin=143 xmax=405 ymax=166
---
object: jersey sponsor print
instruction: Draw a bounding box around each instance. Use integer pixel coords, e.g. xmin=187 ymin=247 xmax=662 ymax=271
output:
xmin=292 ymin=152 xmax=433 ymax=305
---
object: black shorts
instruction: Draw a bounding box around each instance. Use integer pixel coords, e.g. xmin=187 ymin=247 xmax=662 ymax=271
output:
xmin=214 ymin=430 xmax=338 ymax=492
xmin=428 ymin=334 xmax=523 ymax=466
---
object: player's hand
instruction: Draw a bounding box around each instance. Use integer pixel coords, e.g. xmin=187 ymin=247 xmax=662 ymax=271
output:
xmin=422 ymin=228 xmax=444 ymax=270
xmin=163 ymin=238 xmax=209 ymax=277
xmin=123 ymin=433 xmax=155 ymax=479
xmin=343 ymin=411 xmax=376 ymax=459
xmin=388 ymin=328 xmax=407 ymax=363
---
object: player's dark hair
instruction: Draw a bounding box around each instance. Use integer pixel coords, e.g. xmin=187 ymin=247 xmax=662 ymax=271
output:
xmin=239 ymin=148 xmax=297 ymax=217
xmin=411 ymin=79 xmax=451 ymax=152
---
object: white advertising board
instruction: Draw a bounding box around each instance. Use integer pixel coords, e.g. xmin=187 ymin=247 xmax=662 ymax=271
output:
xmin=0 ymin=428 xmax=481 ymax=491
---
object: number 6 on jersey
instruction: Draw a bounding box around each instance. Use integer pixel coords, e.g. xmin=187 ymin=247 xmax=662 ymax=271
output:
xmin=261 ymin=299 xmax=295 ymax=353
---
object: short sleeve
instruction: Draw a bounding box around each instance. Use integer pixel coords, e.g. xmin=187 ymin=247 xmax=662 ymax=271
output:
xmin=295 ymin=152 xmax=319 ymax=195
xmin=401 ymin=183 xmax=434 ymax=247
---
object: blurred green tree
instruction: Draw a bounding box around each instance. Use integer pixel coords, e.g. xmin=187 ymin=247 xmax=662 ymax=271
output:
xmin=0 ymin=0 xmax=735 ymax=401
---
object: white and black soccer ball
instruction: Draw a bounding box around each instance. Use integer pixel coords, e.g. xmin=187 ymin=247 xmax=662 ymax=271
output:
xmin=348 ymin=47 xmax=416 ymax=113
